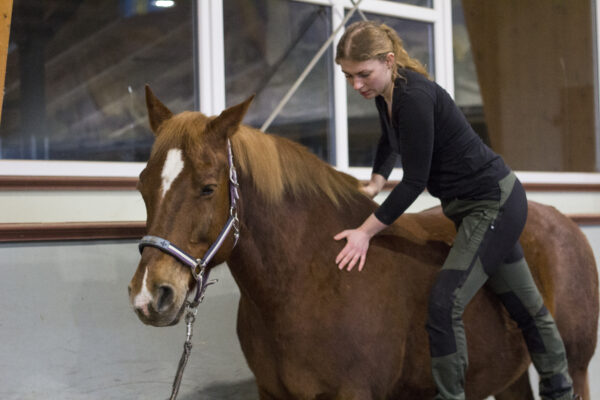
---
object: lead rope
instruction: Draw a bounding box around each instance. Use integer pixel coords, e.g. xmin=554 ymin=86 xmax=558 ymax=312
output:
xmin=169 ymin=304 xmax=198 ymax=400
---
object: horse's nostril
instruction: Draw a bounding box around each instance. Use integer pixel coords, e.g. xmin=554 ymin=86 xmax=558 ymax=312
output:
xmin=156 ymin=285 xmax=175 ymax=312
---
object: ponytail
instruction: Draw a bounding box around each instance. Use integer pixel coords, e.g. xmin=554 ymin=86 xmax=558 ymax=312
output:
xmin=379 ymin=24 xmax=430 ymax=80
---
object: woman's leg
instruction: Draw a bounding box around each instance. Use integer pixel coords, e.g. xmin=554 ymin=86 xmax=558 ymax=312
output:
xmin=427 ymin=202 xmax=498 ymax=400
xmin=427 ymin=172 xmax=574 ymax=400
xmin=487 ymin=249 xmax=573 ymax=400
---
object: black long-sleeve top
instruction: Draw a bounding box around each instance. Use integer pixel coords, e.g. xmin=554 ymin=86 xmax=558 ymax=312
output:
xmin=372 ymin=68 xmax=510 ymax=225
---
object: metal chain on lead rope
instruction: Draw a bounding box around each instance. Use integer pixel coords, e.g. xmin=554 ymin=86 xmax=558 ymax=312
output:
xmin=169 ymin=304 xmax=198 ymax=400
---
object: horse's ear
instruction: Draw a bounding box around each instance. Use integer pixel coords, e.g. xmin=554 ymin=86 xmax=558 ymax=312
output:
xmin=145 ymin=84 xmax=173 ymax=135
xmin=207 ymin=95 xmax=255 ymax=141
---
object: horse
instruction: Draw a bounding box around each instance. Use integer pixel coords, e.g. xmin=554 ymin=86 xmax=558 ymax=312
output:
xmin=128 ymin=86 xmax=598 ymax=399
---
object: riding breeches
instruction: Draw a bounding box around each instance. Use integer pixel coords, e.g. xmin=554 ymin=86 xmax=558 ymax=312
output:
xmin=426 ymin=172 xmax=573 ymax=400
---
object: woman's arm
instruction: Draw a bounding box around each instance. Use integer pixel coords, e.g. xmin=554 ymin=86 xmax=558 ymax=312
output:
xmin=361 ymin=173 xmax=387 ymax=198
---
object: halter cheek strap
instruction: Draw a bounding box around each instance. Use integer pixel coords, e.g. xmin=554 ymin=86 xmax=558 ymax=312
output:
xmin=138 ymin=139 xmax=240 ymax=306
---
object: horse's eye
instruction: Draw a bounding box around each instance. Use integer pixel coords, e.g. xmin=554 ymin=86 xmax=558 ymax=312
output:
xmin=201 ymin=185 xmax=216 ymax=196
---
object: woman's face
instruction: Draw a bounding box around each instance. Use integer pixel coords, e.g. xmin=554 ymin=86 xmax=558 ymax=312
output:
xmin=339 ymin=55 xmax=393 ymax=100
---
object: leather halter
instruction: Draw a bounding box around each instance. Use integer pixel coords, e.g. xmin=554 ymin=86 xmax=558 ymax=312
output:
xmin=138 ymin=139 xmax=240 ymax=306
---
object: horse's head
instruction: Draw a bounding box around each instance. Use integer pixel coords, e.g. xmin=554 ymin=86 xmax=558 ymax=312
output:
xmin=128 ymin=86 xmax=253 ymax=326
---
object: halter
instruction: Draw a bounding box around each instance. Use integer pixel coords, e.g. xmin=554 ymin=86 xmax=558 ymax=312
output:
xmin=138 ymin=139 xmax=240 ymax=307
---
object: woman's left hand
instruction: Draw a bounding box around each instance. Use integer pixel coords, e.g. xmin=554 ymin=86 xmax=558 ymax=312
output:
xmin=334 ymin=228 xmax=371 ymax=271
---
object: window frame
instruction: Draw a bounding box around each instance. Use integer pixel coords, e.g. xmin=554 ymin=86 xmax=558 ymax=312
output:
xmin=0 ymin=0 xmax=599 ymax=187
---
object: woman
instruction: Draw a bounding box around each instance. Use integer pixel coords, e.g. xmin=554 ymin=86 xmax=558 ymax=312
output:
xmin=333 ymin=21 xmax=576 ymax=400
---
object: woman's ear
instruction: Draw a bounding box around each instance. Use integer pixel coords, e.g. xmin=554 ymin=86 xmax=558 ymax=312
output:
xmin=386 ymin=52 xmax=395 ymax=69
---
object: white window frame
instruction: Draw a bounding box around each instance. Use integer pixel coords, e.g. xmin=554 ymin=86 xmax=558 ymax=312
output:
xmin=0 ymin=0 xmax=599 ymax=188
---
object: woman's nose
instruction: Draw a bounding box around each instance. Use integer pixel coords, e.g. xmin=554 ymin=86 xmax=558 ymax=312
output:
xmin=353 ymin=79 xmax=363 ymax=90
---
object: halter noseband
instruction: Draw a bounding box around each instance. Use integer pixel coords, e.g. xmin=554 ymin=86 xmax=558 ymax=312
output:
xmin=138 ymin=139 xmax=240 ymax=306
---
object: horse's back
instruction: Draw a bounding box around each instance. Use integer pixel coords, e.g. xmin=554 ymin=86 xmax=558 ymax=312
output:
xmin=521 ymin=202 xmax=599 ymax=378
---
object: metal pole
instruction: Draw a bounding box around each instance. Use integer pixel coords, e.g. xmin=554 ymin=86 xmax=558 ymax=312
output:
xmin=350 ymin=0 xmax=368 ymax=22
xmin=260 ymin=0 xmax=363 ymax=132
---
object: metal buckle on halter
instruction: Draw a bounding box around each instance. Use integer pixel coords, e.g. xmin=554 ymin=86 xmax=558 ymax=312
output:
xmin=229 ymin=206 xmax=240 ymax=245
xmin=191 ymin=262 xmax=204 ymax=282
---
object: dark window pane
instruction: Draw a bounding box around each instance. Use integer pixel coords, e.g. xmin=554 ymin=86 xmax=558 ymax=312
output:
xmin=0 ymin=0 xmax=194 ymax=162
xmin=385 ymin=0 xmax=432 ymax=8
xmin=224 ymin=0 xmax=334 ymax=163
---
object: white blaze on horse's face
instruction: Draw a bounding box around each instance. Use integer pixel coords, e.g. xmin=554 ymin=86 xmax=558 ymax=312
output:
xmin=133 ymin=267 xmax=153 ymax=317
xmin=161 ymin=148 xmax=184 ymax=199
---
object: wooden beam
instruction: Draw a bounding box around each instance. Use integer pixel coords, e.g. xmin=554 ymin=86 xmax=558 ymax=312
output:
xmin=0 ymin=0 xmax=12 ymax=123
xmin=0 ymin=221 xmax=146 ymax=242
xmin=461 ymin=1 xmax=596 ymax=172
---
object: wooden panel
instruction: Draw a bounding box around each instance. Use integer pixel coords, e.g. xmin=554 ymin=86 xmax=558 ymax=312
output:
xmin=0 ymin=175 xmax=138 ymax=191
xmin=0 ymin=0 xmax=13 ymax=123
xmin=0 ymin=216 xmax=596 ymax=243
xmin=381 ymin=181 xmax=600 ymax=192
xmin=572 ymin=214 xmax=600 ymax=226
xmin=462 ymin=0 xmax=596 ymax=172
xmin=1 ymin=176 xmax=599 ymax=192
xmin=0 ymin=221 xmax=146 ymax=242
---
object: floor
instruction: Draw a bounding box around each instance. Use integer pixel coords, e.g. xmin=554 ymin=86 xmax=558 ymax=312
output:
xmin=0 ymin=241 xmax=258 ymax=400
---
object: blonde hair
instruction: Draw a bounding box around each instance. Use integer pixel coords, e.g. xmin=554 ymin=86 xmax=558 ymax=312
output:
xmin=335 ymin=21 xmax=430 ymax=81
xmin=231 ymin=125 xmax=360 ymax=208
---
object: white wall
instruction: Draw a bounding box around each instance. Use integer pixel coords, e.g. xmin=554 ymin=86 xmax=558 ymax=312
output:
xmin=1 ymin=187 xmax=599 ymax=224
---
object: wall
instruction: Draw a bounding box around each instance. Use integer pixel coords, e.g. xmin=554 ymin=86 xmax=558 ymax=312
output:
xmin=0 ymin=200 xmax=598 ymax=399
xmin=462 ymin=0 xmax=598 ymax=172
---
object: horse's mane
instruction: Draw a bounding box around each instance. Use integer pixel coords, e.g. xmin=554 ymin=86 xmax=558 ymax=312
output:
xmin=152 ymin=111 xmax=362 ymax=208
xmin=231 ymin=125 xmax=362 ymax=208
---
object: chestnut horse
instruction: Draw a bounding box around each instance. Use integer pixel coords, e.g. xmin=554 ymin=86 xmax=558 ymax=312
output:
xmin=129 ymin=87 xmax=598 ymax=399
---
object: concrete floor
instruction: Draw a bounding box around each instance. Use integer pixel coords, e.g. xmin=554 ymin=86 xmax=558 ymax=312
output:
xmin=0 ymin=241 xmax=258 ymax=400
xmin=1 ymin=227 xmax=599 ymax=399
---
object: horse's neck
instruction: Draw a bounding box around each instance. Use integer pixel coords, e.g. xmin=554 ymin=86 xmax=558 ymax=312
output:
xmin=227 ymin=177 xmax=371 ymax=309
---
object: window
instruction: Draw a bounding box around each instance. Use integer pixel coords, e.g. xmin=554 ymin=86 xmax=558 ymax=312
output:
xmin=0 ymin=0 xmax=448 ymax=176
xmin=223 ymin=0 xmax=334 ymax=162
xmin=0 ymin=0 xmax=194 ymax=162
xmin=386 ymin=0 xmax=432 ymax=8
xmin=223 ymin=0 xmax=443 ymax=170
xmin=16 ymin=1 xmax=593 ymax=178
